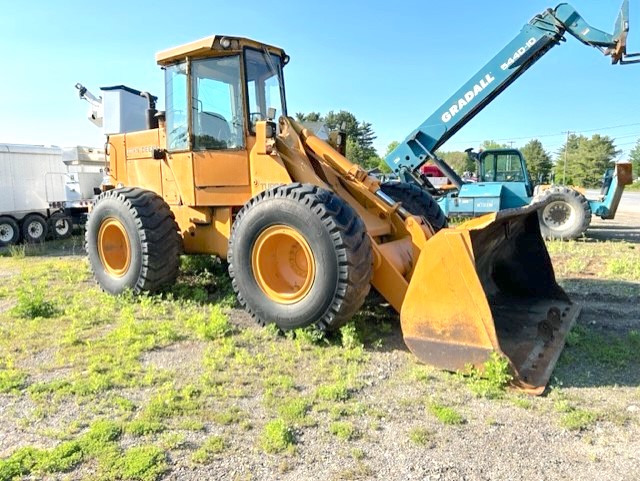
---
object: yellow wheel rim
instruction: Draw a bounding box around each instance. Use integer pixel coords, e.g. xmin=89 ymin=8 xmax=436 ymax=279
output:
xmin=97 ymin=218 xmax=131 ymax=277
xmin=251 ymin=225 xmax=315 ymax=304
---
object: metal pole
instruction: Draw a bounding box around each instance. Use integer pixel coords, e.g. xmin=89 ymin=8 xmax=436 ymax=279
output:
xmin=563 ymin=131 xmax=571 ymax=184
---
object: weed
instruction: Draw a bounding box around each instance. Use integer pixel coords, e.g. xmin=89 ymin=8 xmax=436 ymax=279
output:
xmin=184 ymin=306 xmax=231 ymax=340
xmin=0 ymin=358 xmax=27 ymax=393
xmin=350 ymin=448 xmax=365 ymax=460
xmin=316 ymin=382 xmax=350 ymax=402
xmin=126 ymin=420 xmax=166 ymax=436
xmin=335 ymin=462 xmax=374 ymax=480
xmin=560 ymin=409 xmax=598 ymax=431
xmin=212 ymin=406 xmax=245 ymax=425
xmin=177 ymin=419 xmax=205 ymax=431
xmin=8 ymin=244 xmax=26 ymax=258
xmin=159 ymin=432 xmax=186 ymax=450
xmin=340 ymin=322 xmax=363 ymax=350
xmin=0 ymin=447 xmax=42 ymax=480
xmin=408 ymin=427 xmax=434 ymax=446
xmin=510 ymin=396 xmax=534 ymax=410
xmin=291 ymin=326 xmax=327 ymax=345
xmin=460 ymin=352 xmax=513 ymax=399
xmin=329 ymin=421 xmax=357 ymax=441
xmin=277 ymin=398 xmax=313 ymax=426
xmin=428 ymin=403 xmax=465 ymax=425
xmin=606 ymin=256 xmax=640 ymax=280
xmin=0 ymin=419 xmax=123 ymax=479
xmin=103 ymin=445 xmax=168 ymax=481
xmin=11 ymin=283 xmax=58 ymax=319
xmin=191 ymin=436 xmax=226 ymax=464
xmin=144 ymin=385 xmax=201 ymax=421
xmin=565 ymin=325 xmax=639 ymax=368
xmin=259 ymin=419 xmax=295 ymax=454
xmin=36 ymin=441 xmax=83 ymax=474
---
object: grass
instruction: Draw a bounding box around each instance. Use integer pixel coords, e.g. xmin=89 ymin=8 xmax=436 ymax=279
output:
xmin=408 ymin=427 xmax=434 ymax=446
xmin=458 ymin=352 xmax=513 ymax=399
xmin=428 ymin=403 xmax=465 ymax=425
xmin=259 ymin=419 xmax=296 ymax=454
xmin=1 ymin=235 xmax=639 ymax=478
xmin=546 ymin=240 xmax=640 ymax=281
xmin=564 ymin=325 xmax=640 ymax=368
xmin=329 ymin=421 xmax=357 ymax=441
xmin=191 ymin=436 xmax=226 ymax=464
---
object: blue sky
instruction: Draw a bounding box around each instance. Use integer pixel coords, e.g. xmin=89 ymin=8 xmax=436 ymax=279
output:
xmin=1 ymin=0 xmax=638 ymax=159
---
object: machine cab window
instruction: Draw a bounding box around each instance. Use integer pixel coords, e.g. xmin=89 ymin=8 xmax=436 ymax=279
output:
xmin=244 ymin=48 xmax=286 ymax=133
xmin=191 ymin=56 xmax=244 ymax=150
xmin=481 ymin=151 xmax=525 ymax=182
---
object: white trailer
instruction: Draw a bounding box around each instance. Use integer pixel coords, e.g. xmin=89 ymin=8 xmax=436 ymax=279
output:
xmin=0 ymin=144 xmax=103 ymax=247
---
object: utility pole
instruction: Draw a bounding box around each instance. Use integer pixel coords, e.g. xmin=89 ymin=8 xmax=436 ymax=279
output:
xmin=562 ymin=131 xmax=572 ymax=184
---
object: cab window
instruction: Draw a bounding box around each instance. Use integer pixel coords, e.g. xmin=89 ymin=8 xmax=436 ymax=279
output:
xmin=483 ymin=153 xmax=525 ymax=182
xmin=191 ymin=56 xmax=244 ymax=150
xmin=244 ymin=49 xmax=286 ymax=133
xmin=165 ymin=63 xmax=188 ymax=151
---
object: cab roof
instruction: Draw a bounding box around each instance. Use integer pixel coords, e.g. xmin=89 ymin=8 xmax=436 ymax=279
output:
xmin=156 ymin=35 xmax=287 ymax=66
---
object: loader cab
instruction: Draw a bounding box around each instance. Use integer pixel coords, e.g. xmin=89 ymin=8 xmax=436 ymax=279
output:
xmin=159 ymin=36 xmax=288 ymax=154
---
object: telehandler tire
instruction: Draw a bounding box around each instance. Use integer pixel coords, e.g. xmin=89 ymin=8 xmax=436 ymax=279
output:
xmin=380 ymin=182 xmax=448 ymax=231
xmin=228 ymin=183 xmax=372 ymax=331
xmin=85 ymin=187 xmax=182 ymax=294
xmin=0 ymin=216 xmax=20 ymax=247
xmin=537 ymin=186 xmax=591 ymax=240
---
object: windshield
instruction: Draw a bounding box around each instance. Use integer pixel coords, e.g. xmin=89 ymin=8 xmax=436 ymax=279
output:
xmin=244 ymin=48 xmax=286 ymax=133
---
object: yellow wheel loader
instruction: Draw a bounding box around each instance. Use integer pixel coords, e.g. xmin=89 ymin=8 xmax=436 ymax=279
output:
xmin=80 ymin=35 xmax=582 ymax=395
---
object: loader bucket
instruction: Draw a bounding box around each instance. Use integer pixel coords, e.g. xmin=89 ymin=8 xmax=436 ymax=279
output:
xmin=401 ymin=202 xmax=580 ymax=394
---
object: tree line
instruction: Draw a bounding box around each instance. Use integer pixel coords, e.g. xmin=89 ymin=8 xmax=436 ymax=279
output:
xmin=294 ymin=111 xmax=639 ymax=187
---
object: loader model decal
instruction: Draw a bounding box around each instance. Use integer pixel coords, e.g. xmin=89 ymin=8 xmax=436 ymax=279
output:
xmin=441 ymin=73 xmax=495 ymax=123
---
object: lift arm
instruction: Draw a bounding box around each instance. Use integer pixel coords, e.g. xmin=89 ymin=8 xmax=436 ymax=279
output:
xmin=385 ymin=1 xmax=638 ymax=186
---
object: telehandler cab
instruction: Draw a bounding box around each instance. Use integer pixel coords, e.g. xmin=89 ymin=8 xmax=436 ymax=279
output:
xmin=78 ymin=3 xmax=633 ymax=393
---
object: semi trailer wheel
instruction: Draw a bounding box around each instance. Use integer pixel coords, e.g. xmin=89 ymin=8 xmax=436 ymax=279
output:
xmin=537 ymin=186 xmax=591 ymax=240
xmin=49 ymin=212 xmax=73 ymax=240
xmin=21 ymin=214 xmax=48 ymax=243
xmin=85 ymin=187 xmax=182 ymax=294
xmin=0 ymin=216 xmax=20 ymax=247
xmin=380 ymin=182 xmax=448 ymax=231
xmin=228 ymin=183 xmax=373 ymax=331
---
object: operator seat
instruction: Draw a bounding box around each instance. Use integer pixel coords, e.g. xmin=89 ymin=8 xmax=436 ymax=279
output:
xmin=195 ymin=111 xmax=232 ymax=149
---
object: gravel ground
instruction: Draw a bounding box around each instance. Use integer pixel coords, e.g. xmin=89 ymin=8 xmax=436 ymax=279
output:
xmin=0 ymin=209 xmax=638 ymax=481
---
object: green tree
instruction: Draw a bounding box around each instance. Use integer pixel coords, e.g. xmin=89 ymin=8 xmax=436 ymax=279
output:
xmin=294 ymin=110 xmax=381 ymax=169
xmin=435 ymin=150 xmax=470 ymax=174
xmin=294 ymin=112 xmax=322 ymax=122
xmin=629 ymin=139 xmax=640 ymax=180
xmin=554 ymin=134 xmax=620 ymax=187
xmin=481 ymin=140 xmax=508 ymax=150
xmin=520 ymin=139 xmax=552 ymax=183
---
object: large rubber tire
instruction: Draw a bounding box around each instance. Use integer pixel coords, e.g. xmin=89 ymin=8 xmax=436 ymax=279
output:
xmin=85 ymin=187 xmax=182 ymax=294
xmin=21 ymin=214 xmax=48 ymax=244
xmin=0 ymin=216 xmax=20 ymax=247
xmin=380 ymin=182 xmax=448 ymax=232
xmin=537 ymin=186 xmax=592 ymax=240
xmin=228 ymin=183 xmax=372 ymax=331
xmin=49 ymin=212 xmax=73 ymax=240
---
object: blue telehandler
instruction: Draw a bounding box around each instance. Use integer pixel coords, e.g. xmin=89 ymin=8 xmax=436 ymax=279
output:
xmin=435 ymin=147 xmax=633 ymax=239
xmin=381 ymin=1 xmax=637 ymax=239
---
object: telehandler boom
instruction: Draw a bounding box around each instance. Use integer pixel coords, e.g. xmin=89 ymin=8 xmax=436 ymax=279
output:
xmin=384 ymin=1 xmax=638 ymax=194
xmin=78 ymin=4 xmax=633 ymax=393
